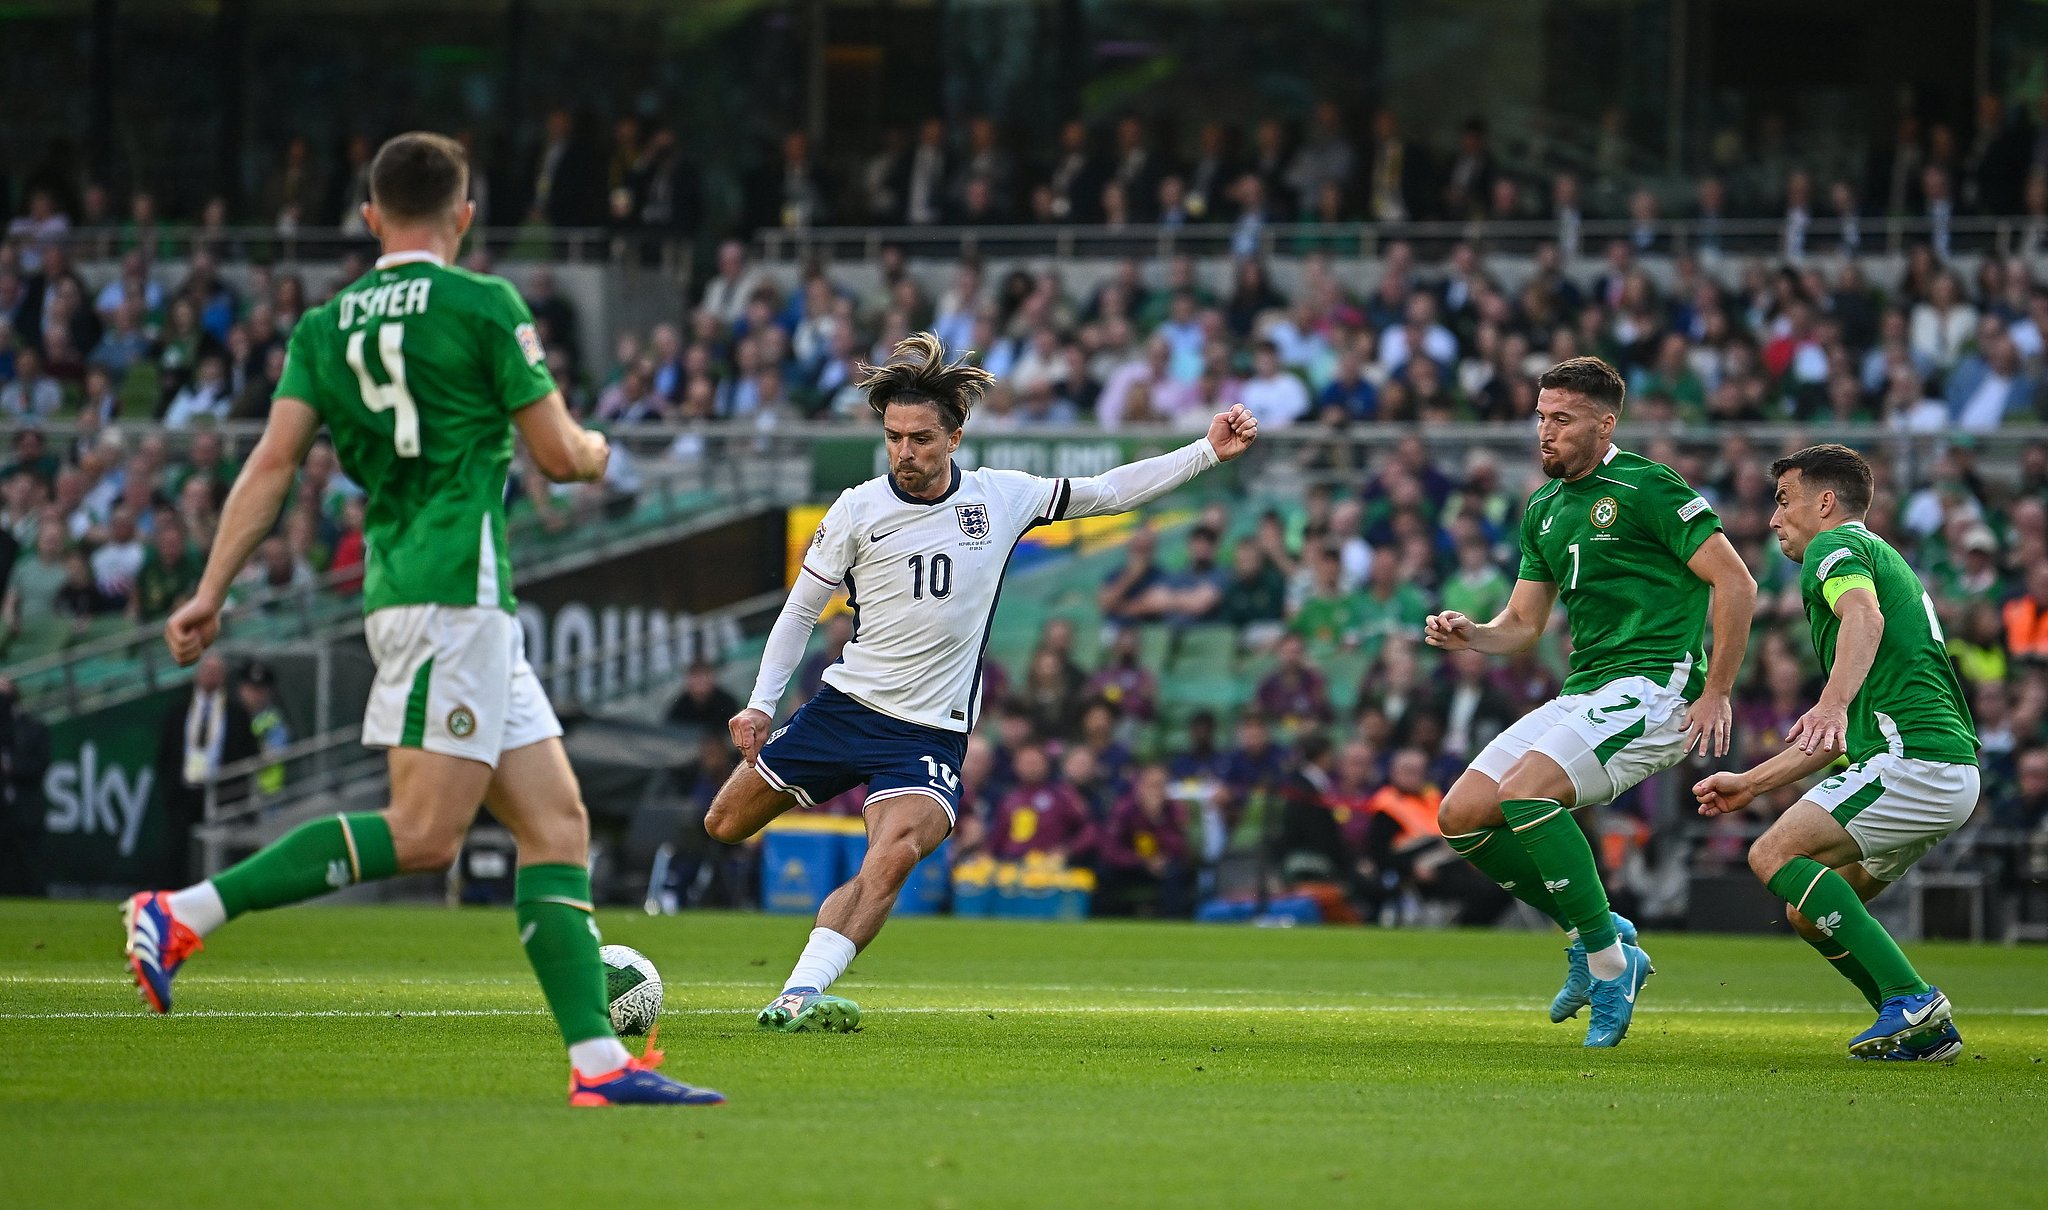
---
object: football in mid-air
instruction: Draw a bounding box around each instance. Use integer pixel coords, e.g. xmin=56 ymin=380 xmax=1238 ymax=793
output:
xmin=599 ymin=944 xmax=663 ymax=1036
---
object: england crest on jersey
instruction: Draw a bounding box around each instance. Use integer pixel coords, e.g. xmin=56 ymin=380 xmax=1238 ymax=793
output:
xmin=956 ymin=503 xmax=990 ymax=540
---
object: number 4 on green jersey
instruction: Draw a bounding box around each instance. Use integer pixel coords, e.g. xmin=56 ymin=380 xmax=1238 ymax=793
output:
xmin=275 ymin=252 xmax=556 ymax=615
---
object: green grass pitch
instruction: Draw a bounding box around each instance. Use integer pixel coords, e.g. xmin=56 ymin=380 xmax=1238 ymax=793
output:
xmin=4 ymin=901 xmax=2045 ymax=1209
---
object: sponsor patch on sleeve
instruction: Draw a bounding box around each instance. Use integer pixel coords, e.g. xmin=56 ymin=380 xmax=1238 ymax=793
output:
xmin=515 ymin=322 xmax=546 ymax=366
xmin=1676 ymin=495 xmax=1711 ymax=522
xmin=1815 ymin=547 xmax=1853 ymax=579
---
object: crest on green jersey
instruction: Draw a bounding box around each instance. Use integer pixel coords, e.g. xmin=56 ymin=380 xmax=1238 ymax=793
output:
xmin=1590 ymin=496 xmax=1619 ymax=528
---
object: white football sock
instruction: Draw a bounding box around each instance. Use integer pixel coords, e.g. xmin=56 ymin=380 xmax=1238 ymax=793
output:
xmin=166 ymin=882 xmax=227 ymax=938
xmin=1587 ymin=941 xmax=1627 ymax=981
xmin=569 ymin=1037 xmax=635 ymax=1079
xmin=782 ymin=927 xmax=857 ymax=994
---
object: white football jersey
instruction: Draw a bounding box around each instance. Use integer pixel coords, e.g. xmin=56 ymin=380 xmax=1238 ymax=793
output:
xmin=800 ymin=464 xmax=1062 ymax=732
xmin=749 ymin=437 xmax=1220 ymax=734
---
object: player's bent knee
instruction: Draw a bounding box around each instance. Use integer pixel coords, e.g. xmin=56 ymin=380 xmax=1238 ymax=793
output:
xmin=389 ymin=821 xmax=465 ymax=873
xmin=511 ymin=799 xmax=589 ymax=865
xmin=1437 ymin=772 xmax=1505 ymax=834
xmin=1438 ymin=791 xmax=1483 ymax=835
xmin=1497 ymin=755 xmax=1570 ymax=805
xmin=703 ymin=799 xmax=752 ymax=845
xmin=860 ymin=836 xmax=925 ymax=889
xmin=1747 ymin=838 xmax=1792 ymax=885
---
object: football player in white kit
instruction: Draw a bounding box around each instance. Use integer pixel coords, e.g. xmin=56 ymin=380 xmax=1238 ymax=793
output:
xmin=709 ymin=331 xmax=1257 ymax=1031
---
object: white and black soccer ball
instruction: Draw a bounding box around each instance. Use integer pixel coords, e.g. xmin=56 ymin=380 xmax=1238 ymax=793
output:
xmin=600 ymin=944 xmax=663 ymax=1036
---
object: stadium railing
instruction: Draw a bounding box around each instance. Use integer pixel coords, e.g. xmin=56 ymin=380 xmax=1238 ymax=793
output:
xmin=754 ymin=216 xmax=2042 ymax=263
xmin=49 ymin=225 xmax=622 ymax=265
xmin=39 ymin=214 xmax=2048 ymax=271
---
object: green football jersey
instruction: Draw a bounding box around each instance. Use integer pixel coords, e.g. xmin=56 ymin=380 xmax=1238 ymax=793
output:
xmin=1798 ymin=521 xmax=1978 ymax=766
xmin=1517 ymin=447 xmax=1722 ymax=699
xmin=275 ymin=253 xmax=555 ymax=615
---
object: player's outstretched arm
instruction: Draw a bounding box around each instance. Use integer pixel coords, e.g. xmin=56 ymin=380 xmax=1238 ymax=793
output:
xmin=1682 ymin=531 xmax=1758 ymax=757
xmin=732 ymin=570 xmax=837 ymax=763
xmin=1055 ymin=405 xmax=1257 ymax=521
xmin=1424 ymin=578 xmax=1556 ymax=655
xmin=1693 ymin=740 xmax=1841 ymax=817
xmin=165 ymin=398 xmax=323 ymax=666
xmin=1787 ymin=585 xmax=1883 ymax=757
xmin=513 ymin=389 xmax=610 ymax=483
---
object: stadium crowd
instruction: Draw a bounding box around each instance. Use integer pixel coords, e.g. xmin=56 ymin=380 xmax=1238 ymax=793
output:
xmin=9 ymin=92 xmax=2048 ymax=239
xmin=4 ymin=106 xmax=2048 ymax=924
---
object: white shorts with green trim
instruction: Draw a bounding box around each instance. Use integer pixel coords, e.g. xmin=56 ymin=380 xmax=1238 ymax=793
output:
xmin=362 ymin=604 xmax=562 ymax=769
xmin=1468 ymin=675 xmax=1690 ymax=808
xmin=1800 ymin=753 xmax=1980 ymax=881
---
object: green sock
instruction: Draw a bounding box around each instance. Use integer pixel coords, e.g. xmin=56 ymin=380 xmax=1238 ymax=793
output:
xmin=515 ymin=864 xmax=616 ymax=1047
xmin=212 ymin=812 xmax=398 ymax=918
xmin=1444 ymin=826 xmax=1572 ymax=930
xmin=1498 ymin=798 xmax=1617 ymax=952
xmin=1767 ymin=857 xmax=1927 ymax=1000
xmin=1802 ymin=934 xmax=1883 ymax=1011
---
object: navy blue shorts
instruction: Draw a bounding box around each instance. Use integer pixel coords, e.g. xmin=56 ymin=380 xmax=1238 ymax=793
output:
xmin=754 ymin=684 xmax=968 ymax=828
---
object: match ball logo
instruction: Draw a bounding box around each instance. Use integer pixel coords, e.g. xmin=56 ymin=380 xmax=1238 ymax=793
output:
xmin=956 ymin=503 xmax=991 ymax=540
xmin=447 ymin=706 xmax=477 ymax=740
xmin=1590 ymin=496 xmax=1619 ymax=529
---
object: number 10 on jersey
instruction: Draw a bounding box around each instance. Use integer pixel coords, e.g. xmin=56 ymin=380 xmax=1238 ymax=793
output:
xmin=345 ymin=323 xmax=422 ymax=457
xmin=908 ymin=553 xmax=953 ymax=600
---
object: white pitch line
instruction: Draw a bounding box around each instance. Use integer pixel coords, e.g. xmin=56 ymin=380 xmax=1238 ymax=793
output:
xmin=3 ymin=1003 xmax=2046 ymax=1022
xmin=17 ymin=974 xmax=2044 ymax=1014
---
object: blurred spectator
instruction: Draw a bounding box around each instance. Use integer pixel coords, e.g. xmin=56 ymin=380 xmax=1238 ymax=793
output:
xmin=751 ymin=131 xmax=833 ymax=232
xmin=1255 ymin=633 xmax=1335 ymax=730
xmin=89 ymin=506 xmax=144 ymax=603
xmin=1 ymin=348 xmax=62 ymax=419
xmin=1363 ymin=109 xmax=1429 ymax=223
xmin=1289 ymin=543 xmax=1363 ymax=655
xmin=1272 ymin=732 xmax=1356 ymax=891
xmin=1098 ymin=763 xmax=1193 ymax=917
xmin=1440 ymin=118 xmax=1495 ymax=221
xmin=237 ymin=660 xmax=291 ymax=797
xmin=157 ymin=652 xmax=256 ymax=878
xmin=1221 ymin=537 xmax=1288 ymax=649
xmin=992 ymin=745 xmax=1096 ymax=864
xmin=525 ymin=108 xmax=605 ymax=228
xmin=163 ymin=355 xmax=233 ymax=428
xmin=1358 ymin=747 xmax=1505 ymax=924
xmin=2 ymin=521 xmax=68 ymax=652
xmin=695 ymin=240 xmax=763 ymax=329
xmin=1990 ymin=748 xmax=2048 ymax=831
xmin=667 ymin=661 xmax=742 ymax=732
xmin=1241 ymin=339 xmax=1310 ymax=426
xmin=1098 ymin=525 xmax=1164 ymax=629
xmin=1084 ymin=629 xmax=1157 ymax=723
xmin=904 ymin=119 xmax=951 ymax=226
xmin=129 ymin=515 xmax=200 ymax=621
xmin=1149 ymin=526 xmax=1227 ymax=628
xmin=2007 ymin=564 xmax=2048 ymax=662
xmin=1286 ymin=103 xmax=1354 ymax=218
xmin=1945 ymin=327 xmax=2037 ymax=430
